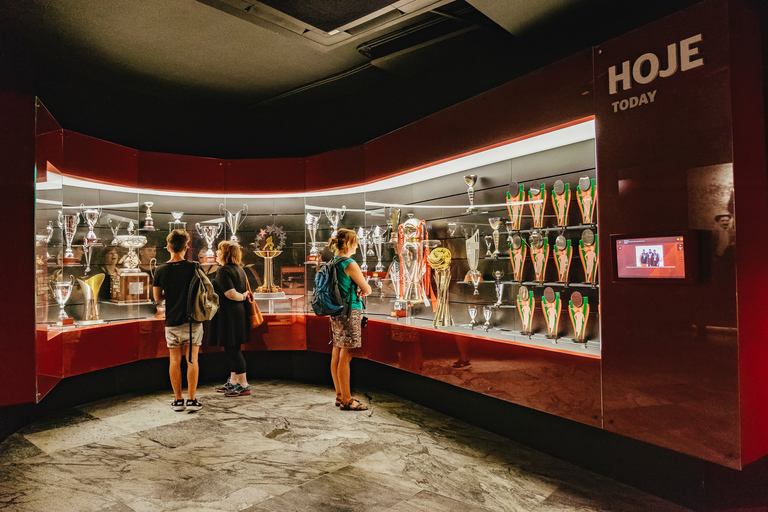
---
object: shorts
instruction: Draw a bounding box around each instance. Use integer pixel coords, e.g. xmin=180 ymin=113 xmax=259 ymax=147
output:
xmin=330 ymin=309 xmax=363 ymax=349
xmin=165 ymin=322 xmax=204 ymax=348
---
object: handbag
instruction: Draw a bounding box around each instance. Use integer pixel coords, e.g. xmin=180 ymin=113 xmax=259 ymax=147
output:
xmin=245 ymin=279 xmax=263 ymax=328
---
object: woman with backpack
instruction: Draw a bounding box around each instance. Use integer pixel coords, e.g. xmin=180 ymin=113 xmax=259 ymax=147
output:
xmin=210 ymin=240 xmax=253 ymax=397
xmin=329 ymin=228 xmax=372 ymax=411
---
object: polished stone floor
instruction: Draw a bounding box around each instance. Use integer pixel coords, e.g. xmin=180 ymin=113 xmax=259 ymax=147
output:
xmin=0 ymin=380 xmax=692 ymax=512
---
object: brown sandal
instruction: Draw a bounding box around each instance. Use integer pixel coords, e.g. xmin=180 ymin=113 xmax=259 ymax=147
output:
xmin=340 ymin=398 xmax=368 ymax=411
xmin=335 ymin=394 xmax=342 ymax=407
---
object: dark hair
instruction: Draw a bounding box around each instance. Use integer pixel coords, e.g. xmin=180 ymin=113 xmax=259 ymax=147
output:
xmin=217 ymin=240 xmax=242 ymax=265
xmin=166 ymin=229 xmax=190 ymax=254
xmin=94 ymin=245 xmax=119 ymax=265
xmin=329 ymin=228 xmax=358 ymax=256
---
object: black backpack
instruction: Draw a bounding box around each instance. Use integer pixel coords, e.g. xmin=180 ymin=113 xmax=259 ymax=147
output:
xmin=311 ymin=257 xmax=352 ymax=317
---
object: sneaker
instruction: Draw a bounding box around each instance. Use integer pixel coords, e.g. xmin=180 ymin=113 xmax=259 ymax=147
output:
xmin=216 ymin=381 xmax=236 ymax=393
xmin=224 ymin=384 xmax=251 ymax=397
xmin=185 ymin=398 xmax=203 ymax=411
xmin=171 ymin=399 xmax=186 ymax=411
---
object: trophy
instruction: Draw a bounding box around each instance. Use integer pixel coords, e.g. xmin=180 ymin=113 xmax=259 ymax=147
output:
xmin=305 ymin=213 xmax=323 ymax=263
xmin=552 ymin=180 xmax=571 ymax=227
xmin=464 ymin=229 xmax=482 ymax=295
xmin=447 ymin=221 xmax=457 ymax=237
xmin=169 ymin=211 xmax=186 ymax=231
xmin=506 ymin=181 xmax=525 ymax=230
xmin=493 ymin=270 xmax=504 ymax=306
xmin=484 ymin=235 xmax=493 ymax=257
xmin=516 ymin=285 xmax=534 ymax=335
xmin=569 ymin=291 xmax=590 ymax=342
xmin=427 ymin=247 xmax=453 ymax=327
xmin=357 ymin=227 xmax=371 ymax=272
xmin=529 ymin=230 xmax=549 ymax=282
xmin=112 ymin=222 xmax=151 ymax=303
xmin=372 ymin=226 xmax=385 ymax=273
xmin=542 ymin=287 xmax=561 ymax=339
xmin=220 ymin=203 xmax=248 ymax=243
xmin=488 ymin=217 xmax=503 ymax=257
xmin=468 ymin=305 xmax=478 ymax=329
xmin=464 ymin=175 xmax=478 ymax=213
xmin=482 ymin=306 xmax=492 ymax=332
xmin=576 ymin=177 xmax=597 ymax=224
xmin=386 ymin=207 xmax=400 ymax=243
xmin=50 ymin=275 xmax=75 ymax=326
xmin=57 ymin=210 xmax=81 ymax=266
xmin=388 ymin=260 xmax=404 ymax=316
xmin=528 ymin=181 xmax=547 ymax=229
xmin=554 ymin=235 xmax=572 ymax=282
xmin=80 ymin=204 xmax=102 ymax=246
xmin=509 ymin=234 xmax=527 ymax=282
xmin=398 ymin=215 xmax=430 ymax=305
xmin=35 ymin=221 xmax=54 ymax=262
xmin=108 ymin=218 xmax=122 ymax=245
xmin=579 ymin=229 xmax=599 ymax=283
xmin=143 ymin=202 xmax=155 ymax=231
xmin=150 ymin=258 xmax=165 ymax=319
xmin=78 ymin=273 xmax=105 ymax=325
xmin=324 ymin=206 xmax=346 ymax=238
xmin=196 ymin=223 xmax=223 ymax=264
xmin=254 ymin=224 xmax=287 ymax=295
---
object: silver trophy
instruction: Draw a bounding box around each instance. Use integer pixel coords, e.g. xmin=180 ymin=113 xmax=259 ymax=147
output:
xmin=357 ymin=227 xmax=371 ymax=272
xmin=468 ymin=305 xmax=478 ymax=329
xmin=447 ymin=221 xmax=457 ymax=237
xmin=484 ymin=235 xmax=493 ymax=257
xmin=57 ymin=211 xmax=80 ymax=265
xmin=143 ymin=202 xmax=155 ymax=231
xmin=465 ymin=229 xmax=482 ymax=295
xmin=50 ymin=275 xmax=75 ymax=324
xmin=220 ymin=203 xmax=248 ymax=243
xmin=482 ymin=306 xmax=492 ymax=332
xmin=464 ymin=174 xmax=478 ymax=213
xmin=493 ymin=270 xmax=504 ymax=306
xmin=108 ymin=218 xmax=122 ymax=245
xmin=388 ymin=259 xmax=401 ymax=301
xmin=324 ymin=206 xmax=346 ymax=238
xmin=115 ymin=222 xmax=147 ymax=270
xmin=305 ymin=212 xmax=322 ymax=263
xmin=489 ymin=217 xmax=503 ymax=256
xmin=196 ymin=223 xmax=223 ymax=264
xmin=35 ymin=221 xmax=55 ymax=261
xmin=80 ymin=204 xmax=102 ymax=246
xmin=169 ymin=211 xmax=185 ymax=231
xmin=372 ymin=225 xmax=385 ymax=272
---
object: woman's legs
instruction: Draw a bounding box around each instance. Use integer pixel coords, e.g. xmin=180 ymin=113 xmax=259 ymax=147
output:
xmin=330 ymin=346 xmax=341 ymax=400
xmin=224 ymin=345 xmax=248 ymax=386
xmin=337 ymin=348 xmax=353 ymax=403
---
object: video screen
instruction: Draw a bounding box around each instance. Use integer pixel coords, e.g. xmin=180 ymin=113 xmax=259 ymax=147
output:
xmin=615 ymin=235 xmax=686 ymax=279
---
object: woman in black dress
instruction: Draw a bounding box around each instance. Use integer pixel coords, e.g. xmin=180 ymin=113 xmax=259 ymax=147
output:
xmin=210 ymin=240 xmax=253 ymax=397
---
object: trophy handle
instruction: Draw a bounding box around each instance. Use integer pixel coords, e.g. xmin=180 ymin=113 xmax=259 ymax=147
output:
xmin=340 ymin=205 xmax=346 ymax=219
xmin=239 ymin=204 xmax=248 ymax=226
xmin=149 ymin=257 xmax=157 ymax=280
xmin=219 ymin=203 xmax=226 ymax=218
xmin=57 ymin=210 xmax=64 ymax=229
xmin=195 ymin=223 xmax=204 ymax=237
xmin=215 ymin=223 xmax=223 ymax=236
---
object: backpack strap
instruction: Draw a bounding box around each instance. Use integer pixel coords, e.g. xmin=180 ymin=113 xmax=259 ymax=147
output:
xmin=188 ymin=261 xmax=202 ymax=365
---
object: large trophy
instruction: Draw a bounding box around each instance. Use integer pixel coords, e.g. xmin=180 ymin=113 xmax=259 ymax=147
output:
xmin=305 ymin=213 xmax=324 ymax=263
xmin=111 ymin=222 xmax=151 ymax=303
xmin=372 ymin=226 xmax=385 ymax=275
xmin=552 ymin=180 xmax=571 ymax=227
xmin=506 ymin=181 xmax=525 ymax=230
xmin=516 ymin=285 xmax=534 ymax=335
xmin=196 ymin=223 xmax=222 ymax=264
xmin=488 ymin=217 xmax=503 ymax=257
xmin=509 ymin=234 xmax=527 ymax=282
xmin=78 ymin=273 xmax=105 ymax=325
xmin=553 ymin=235 xmax=572 ymax=283
xmin=568 ymin=291 xmax=589 ymax=342
xmin=576 ymin=177 xmax=597 ymax=224
xmin=464 ymin=175 xmax=478 ymax=213
xmin=464 ymin=229 xmax=482 ymax=295
xmin=427 ymin=247 xmax=453 ymax=327
xmin=386 ymin=207 xmax=400 ymax=244
xmin=528 ymin=181 xmax=547 ymax=229
xmin=542 ymin=287 xmax=561 ymax=339
xmin=324 ymin=206 xmax=346 ymax=238
xmin=220 ymin=203 xmax=248 ymax=243
xmin=398 ymin=215 xmax=430 ymax=305
xmin=142 ymin=202 xmax=155 ymax=231
xmin=579 ymin=229 xmax=599 ymax=283
xmin=50 ymin=275 xmax=75 ymax=326
xmin=80 ymin=204 xmax=102 ymax=246
xmin=529 ymin=231 xmax=549 ymax=282
xmin=388 ymin=259 xmax=406 ymax=317
xmin=254 ymin=224 xmax=287 ymax=296
xmin=58 ymin=210 xmax=81 ymax=266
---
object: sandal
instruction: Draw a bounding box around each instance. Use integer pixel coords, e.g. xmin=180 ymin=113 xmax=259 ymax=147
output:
xmin=335 ymin=394 xmax=342 ymax=407
xmin=340 ymin=398 xmax=368 ymax=411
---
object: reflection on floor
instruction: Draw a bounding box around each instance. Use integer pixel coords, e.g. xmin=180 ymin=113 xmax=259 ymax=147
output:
xmin=0 ymin=380 xmax=692 ymax=512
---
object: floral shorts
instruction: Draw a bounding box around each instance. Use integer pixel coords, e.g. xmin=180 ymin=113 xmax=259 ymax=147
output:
xmin=330 ymin=309 xmax=363 ymax=349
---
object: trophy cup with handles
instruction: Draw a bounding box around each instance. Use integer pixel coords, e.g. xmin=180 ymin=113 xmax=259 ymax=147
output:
xmin=196 ymin=223 xmax=223 ymax=264
xmin=324 ymin=206 xmax=346 ymax=238
xmin=112 ymin=221 xmax=151 ymax=303
xmin=467 ymin=305 xmax=478 ymax=329
xmin=58 ymin=210 xmax=81 ymax=266
xmin=50 ymin=275 xmax=75 ymax=326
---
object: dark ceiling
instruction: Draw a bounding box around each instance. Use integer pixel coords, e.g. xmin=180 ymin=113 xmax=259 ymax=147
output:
xmin=0 ymin=0 xmax=702 ymax=159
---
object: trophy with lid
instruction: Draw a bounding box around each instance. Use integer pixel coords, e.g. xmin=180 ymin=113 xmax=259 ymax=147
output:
xmin=324 ymin=205 xmax=346 ymax=238
xmin=50 ymin=274 xmax=75 ymax=326
xmin=111 ymin=222 xmax=151 ymax=303
xmin=427 ymin=247 xmax=453 ymax=327
xmin=464 ymin=175 xmax=478 ymax=213
xmin=464 ymin=229 xmax=482 ymax=295
xmin=142 ymin=202 xmax=156 ymax=231
xmin=305 ymin=212 xmax=324 ymax=263
xmin=220 ymin=203 xmax=248 ymax=243
xmin=58 ymin=210 xmax=81 ymax=266
xmin=506 ymin=181 xmax=525 ymax=231
xmin=528 ymin=181 xmax=547 ymax=229
xmin=254 ymin=224 xmax=287 ymax=296
xmin=196 ymin=222 xmax=222 ymax=264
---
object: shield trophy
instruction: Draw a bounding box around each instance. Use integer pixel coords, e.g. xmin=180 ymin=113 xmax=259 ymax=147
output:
xmin=143 ymin=202 xmax=155 ymax=231
xmin=220 ymin=203 xmax=248 ymax=243
xmin=57 ymin=211 xmax=81 ymax=266
xmin=196 ymin=223 xmax=222 ymax=264
xmin=372 ymin=226 xmax=385 ymax=273
xmin=464 ymin=175 xmax=478 ymax=213
xmin=324 ymin=206 xmax=346 ymax=238
xmin=488 ymin=217 xmax=503 ymax=256
xmin=305 ymin=213 xmax=322 ymax=263
xmin=78 ymin=273 xmax=105 ymax=325
xmin=464 ymin=229 xmax=482 ymax=295
xmin=50 ymin=275 xmax=75 ymax=325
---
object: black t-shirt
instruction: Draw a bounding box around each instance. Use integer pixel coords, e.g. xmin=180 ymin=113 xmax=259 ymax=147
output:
xmin=153 ymin=260 xmax=195 ymax=327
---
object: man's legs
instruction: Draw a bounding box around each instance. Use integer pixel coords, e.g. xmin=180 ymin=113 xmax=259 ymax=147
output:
xmin=187 ymin=344 xmax=200 ymax=400
xmin=169 ymin=347 xmax=183 ymax=400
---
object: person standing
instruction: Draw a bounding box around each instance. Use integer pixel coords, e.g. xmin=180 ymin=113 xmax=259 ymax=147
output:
xmin=328 ymin=228 xmax=372 ymax=411
xmin=211 ymin=240 xmax=253 ymax=397
xmin=152 ymin=229 xmax=203 ymax=412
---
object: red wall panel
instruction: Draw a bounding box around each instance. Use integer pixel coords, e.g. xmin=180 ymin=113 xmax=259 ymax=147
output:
xmin=61 ymin=131 xmax=138 ymax=187
xmin=305 ymin=146 xmax=366 ymax=191
xmin=226 ymin=158 xmax=305 ymax=195
xmin=138 ymin=151 xmax=225 ymax=193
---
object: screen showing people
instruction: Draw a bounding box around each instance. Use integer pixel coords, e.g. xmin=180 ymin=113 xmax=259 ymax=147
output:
xmin=615 ymin=236 xmax=686 ymax=279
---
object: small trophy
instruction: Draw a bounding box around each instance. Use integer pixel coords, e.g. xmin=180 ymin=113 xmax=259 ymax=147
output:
xmin=324 ymin=206 xmax=346 ymax=238
xmin=488 ymin=217 xmax=503 ymax=257
xmin=493 ymin=270 xmax=504 ymax=306
xmin=447 ymin=221 xmax=457 ymax=237
xmin=35 ymin=221 xmax=54 ymax=262
xmin=254 ymin=224 xmax=287 ymax=296
xmin=576 ymin=177 xmax=597 ymax=224
xmin=57 ymin=210 xmax=81 ymax=266
xmin=509 ymin=234 xmax=527 ymax=282
xmin=552 ymin=180 xmax=571 ymax=227
xmin=484 ymin=235 xmax=493 ymax=257
xmin=372 ymin=226 xmax=385 ymax=273
xmin=528 ymin=181 xmax=547 ymax=229
xmin=529 ymin=231 xmax=549 ymax=282
xmin=80 ymin=204 xmax=103 ymax=246
xmin=386 ymin=207 xmax=400 ymax=243
xmin=220 ymin=203 xmax=248 ymax=243
xmin=554 ymin=235 xmax=572 ymax=282
xmin=108 ymin=218 xmax=122 ymax=245
xmin=143 ymin=202 xmax=155 ymax=231
xmin=357 ymin=227 xmax=371 ymax=272
xmin=468 ymin=305 xmax=477 ymax=329
xmin=464 ymin=229 xmax=482 ymax=295
xmin=579 ymin=229 xmax=599 ymax=283
xmin=305 ymin=213 xmax=322 ymax=263
xmin=427 ymin=247 xmax=453 ymax=327
xmin=464 ymin=175 xmax=478 ymax=213
xmin=516 ymin=285 xmax=534 ymax=335
xmin=169 ymin=211 xmax=186 ymax=231
xmin=50 ymin=275 xmax=75 ymax=326
xmin=506 ymin=181 xmax=525 ymax=230
xmin=78 ymin=273 xmax=105 ymax=325
xmin=196 ymin=223 xmax=223 ymax=264
xmin=482 ymin=306 xmax=492 ymax=332
xmin=569 ymin=291 xmax=590 ymax=342
xmin=542 ymin=286 xmax=561 ymax=339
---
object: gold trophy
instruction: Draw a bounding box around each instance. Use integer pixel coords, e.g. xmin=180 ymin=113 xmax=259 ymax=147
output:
xmin=78 ymin=273 xmax=105 ymax=325
xmin=528 ymin=181 xmax=547 ymax=229
xmin=427 ymin=247 xmax=453 ymax=328
xmin=542 ymin=287 xmax=561 ymax=339
xmin=254 ymin=224 xmax=287 ymax=296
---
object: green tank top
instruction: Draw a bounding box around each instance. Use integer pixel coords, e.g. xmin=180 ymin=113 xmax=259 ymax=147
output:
xmin=333 ymin=256 xmax=363 ymax=310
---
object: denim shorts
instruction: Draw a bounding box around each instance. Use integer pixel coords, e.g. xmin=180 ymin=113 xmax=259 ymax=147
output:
xmin=165 ymin=322 xmax=204 ymax=348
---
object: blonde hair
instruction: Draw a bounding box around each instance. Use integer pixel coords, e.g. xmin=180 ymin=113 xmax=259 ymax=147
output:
xmin=217 ymin=240 xmax=242 ymax=265
xmin=329 ymin=228 xmax=358 ymax=256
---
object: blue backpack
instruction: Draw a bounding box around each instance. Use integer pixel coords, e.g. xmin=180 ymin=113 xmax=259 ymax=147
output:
xmin=311 ymin=257 xmax=351 ymax=317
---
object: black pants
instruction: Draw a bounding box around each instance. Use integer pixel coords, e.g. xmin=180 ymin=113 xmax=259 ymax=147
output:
xmin=224 ymin=345 xmax=246 ymax=375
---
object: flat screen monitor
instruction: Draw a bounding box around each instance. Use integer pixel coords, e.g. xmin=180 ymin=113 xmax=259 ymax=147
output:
xmin=613 ymin=235 xmax=687 ymax=279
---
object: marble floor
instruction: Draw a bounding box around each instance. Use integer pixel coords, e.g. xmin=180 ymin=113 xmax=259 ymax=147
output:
xmin=0 ymin=380 xmax=692 ymax=512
